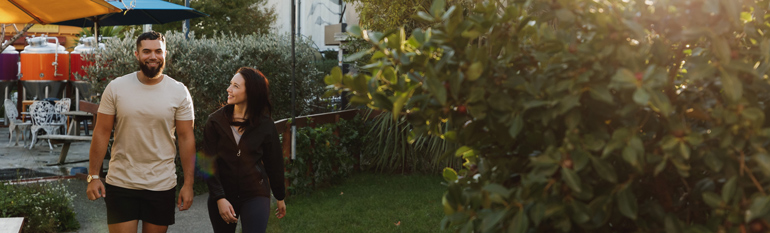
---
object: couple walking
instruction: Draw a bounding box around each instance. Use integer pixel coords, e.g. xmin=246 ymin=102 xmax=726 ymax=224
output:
xmin=84 ymin=31 xmax=286 ymax=233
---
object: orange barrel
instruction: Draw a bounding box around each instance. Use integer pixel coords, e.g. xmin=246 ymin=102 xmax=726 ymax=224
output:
xmin=20 ymin=36 xmax=69 ymax=100
xmin=0 ymin=45 xmax=19 ymax=102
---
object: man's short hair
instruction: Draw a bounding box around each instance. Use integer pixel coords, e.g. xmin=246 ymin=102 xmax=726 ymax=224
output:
xmin=136 ymin=31 xmax=165 ymax=51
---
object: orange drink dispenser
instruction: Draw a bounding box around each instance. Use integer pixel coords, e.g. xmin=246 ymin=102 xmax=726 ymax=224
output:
xmin=19 ymin=35 xmax=69 ymax=100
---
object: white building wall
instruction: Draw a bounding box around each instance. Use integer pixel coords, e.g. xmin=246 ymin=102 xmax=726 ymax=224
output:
xmin=266 ymin=0 xmax=358 ymax=51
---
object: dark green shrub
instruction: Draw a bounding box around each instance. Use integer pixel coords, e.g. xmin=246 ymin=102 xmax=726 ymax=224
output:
xmin=285 ymin=116 xmax=365 ymax=195
xmin=326 ymin=0 xmax=770 ymax=232
xmin=0 ymin=181 xmax=79 ymax=233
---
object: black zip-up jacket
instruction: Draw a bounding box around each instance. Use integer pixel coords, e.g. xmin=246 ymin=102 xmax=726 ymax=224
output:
xmin=202 ymin=105 xmax=285 ymax=201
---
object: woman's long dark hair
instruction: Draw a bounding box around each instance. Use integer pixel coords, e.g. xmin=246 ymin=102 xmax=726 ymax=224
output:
xmin=226 ymin=67 xmax=273 ymax=131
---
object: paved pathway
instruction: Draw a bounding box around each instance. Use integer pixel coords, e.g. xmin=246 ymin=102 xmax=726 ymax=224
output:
xmin=0 ymin=126 xmax=234 ymax=232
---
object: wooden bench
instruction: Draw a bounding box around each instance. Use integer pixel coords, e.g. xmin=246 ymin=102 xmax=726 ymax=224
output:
xmin=38 ymin=134 xmax=92 ymax=166
xmin=0 ymin=217 xmax=24 ymax=233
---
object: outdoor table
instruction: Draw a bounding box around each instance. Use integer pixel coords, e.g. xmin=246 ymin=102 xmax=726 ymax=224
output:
xmin=62 ymin=111 xmax=93 ymax=136
xmin=39 ymin=111 xmax=94 ymax=166
xmin=0 ymin=217 xmax=24 ymax=233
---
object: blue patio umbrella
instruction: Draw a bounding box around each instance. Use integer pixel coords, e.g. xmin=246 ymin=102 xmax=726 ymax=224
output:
xmin=52 ymin=0 xmax=207 ymax=33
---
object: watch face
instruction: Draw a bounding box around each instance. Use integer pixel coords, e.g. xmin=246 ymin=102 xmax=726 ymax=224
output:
xmin=87 ymin=175 xmax=92 ymax=183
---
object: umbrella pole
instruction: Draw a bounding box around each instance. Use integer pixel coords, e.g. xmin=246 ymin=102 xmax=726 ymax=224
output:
xmin=93 ymin=19 xmax=99 ymax=43
xmin=291 ymin=0 xmax=296 ymax=160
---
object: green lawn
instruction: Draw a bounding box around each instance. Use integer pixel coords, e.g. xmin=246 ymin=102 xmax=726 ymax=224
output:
xmin=266 ymin=173 xmax=451 ymax=233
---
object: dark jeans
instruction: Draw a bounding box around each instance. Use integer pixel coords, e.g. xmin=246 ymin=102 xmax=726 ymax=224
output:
xmin=207 ymin=196 xmax=270 ymax=233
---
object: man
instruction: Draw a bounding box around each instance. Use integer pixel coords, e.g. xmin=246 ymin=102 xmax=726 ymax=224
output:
xmin=86 ymin=31 xmax=196 ymax=233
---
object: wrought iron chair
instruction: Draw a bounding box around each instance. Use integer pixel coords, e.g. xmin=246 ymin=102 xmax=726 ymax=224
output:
xmin=4 ymin=99 xmax=31 ymax=146
xmin=54 ymin=98 xmax=71 ymax=134
xmin=28 ymin=101 xmax=66 ymax=150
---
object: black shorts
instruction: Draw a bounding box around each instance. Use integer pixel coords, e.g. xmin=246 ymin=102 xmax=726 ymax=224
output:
xmin=104 ymin=183 xmax=176 ymax=226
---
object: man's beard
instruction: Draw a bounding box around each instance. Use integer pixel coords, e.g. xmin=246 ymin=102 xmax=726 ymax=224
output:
xmin=138 ymin=59 xmax=165 ymax=78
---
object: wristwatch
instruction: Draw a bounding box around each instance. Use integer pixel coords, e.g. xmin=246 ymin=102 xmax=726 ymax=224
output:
xmin=87 ymin=174 xmax=100 ymax=183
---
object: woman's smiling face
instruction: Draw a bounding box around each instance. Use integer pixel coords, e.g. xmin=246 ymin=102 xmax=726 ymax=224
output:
xmin=227 ymin=73 xmax=247 ymax=106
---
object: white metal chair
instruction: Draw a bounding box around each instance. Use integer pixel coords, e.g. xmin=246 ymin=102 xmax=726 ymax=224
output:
xmin=4 ymin=99 xmax=31 ymax=146
xmin=28 ymin=101 xmax=66 ymax=150
xmin=54 ymin=98 xmax=71 ymax=134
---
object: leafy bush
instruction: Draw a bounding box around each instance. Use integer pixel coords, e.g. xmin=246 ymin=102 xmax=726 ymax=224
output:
xmin=326 ymin=0 xmax=770 ymax=232
xmin=0 ymin=181 xmax=79 ymax=233
xmin=80 ymin=29 xmax=326 ymax=144
xmin=286 ymin=116 xmax=365 ymax=195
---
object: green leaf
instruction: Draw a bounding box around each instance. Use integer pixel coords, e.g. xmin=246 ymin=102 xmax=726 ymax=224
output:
xmin=430 ymin=0 xmax=446 ymax=17
xmin=509 ymin=114 xmax=524 ymax=138
xmin=483 ymin=184 xmax=513 ymax=197
xmin=741 ymin=107 xmax=764 ymax=122
xmin=665 ymin=215 xmax=683 ymax=233
xmin=572 ymin=149 xmax=590 ymax=172
xmin=746 ymin=195 xmax=770 ymax=222
xmin=561 ymin=167 xmax=582 ymax=193
xmin=344 ymin=48 xmax=373 ymax=62
xmin=722 ymin=176 xmax=738 ymax=203
xmin=346 ymin=25 xmax=363 ymax=37
xmin=371 ymin=94 xmax=393 ymax=111
xmin=416 ymin=11 xmax=435 ymax=22
xmin=589 ymin=85 xmax=614 ymax=104
xmin=327 ymin=66 xmax=342 ymax=85
xmin=603 ymin=128 xmax=630 ymax=157
xmin=509 ymin=210 xmax=529 ymax=233
xmin=482 ymin=209 xmax=507 ymax=232
xmin=654 ymin=159 xmax=667 ymax=176
xmin=704 ymin=151 xmax=724 ymax=172
xmin=349 ymin=95 xmax=370 ymax=105
xmin=443 ymin=168 xmax=458 ymax=182
xmin=622 ymin=19 xmax=645 ymax=39
xmin=461 ymin=29 xmax=481 ymax=39
xmin=713 ymin=36 xmax=731 ymax=64
xmin=455 ymin=146 xmax=473 ymax=157
xmin=442 ymin=195 xmax=455 ymax=215
xmin=617 ymin=187 xmax=638 ymax=220
xmin=719 ymin=68 xmax=742 ymax=102
xmin=466 ymin=62 xmax=484 ymax=81
xmin=570 ymin=201 xmax=590 ymax=224
xmin=555 ymin=9 xmax=575 ymax=23
xmin=392 ymin=92 xmax=409 ymax=120
xmin=753 ymin=153 xmax=770 ymax=176
xmin=678 ymin=142 xmax=691 ymax=160
xmin=610 ymin=68 xmax=637 ymax=89
xmin=426 ymin=76 xmax=448 ymax=105
xmin=632 ymin=88 xmax=650 ymax=105
xmin=622 ymin=147 xmax=640 ymax=169
xmin=530 ymin=203 xmax=545 ymax=226
xmin=648 ymin=89 xmax=673 ymax=116
xmin=702 ymin=191 xmax=723 ymax=208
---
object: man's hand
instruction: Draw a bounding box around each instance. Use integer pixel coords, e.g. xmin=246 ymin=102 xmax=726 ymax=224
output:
xmin=86 ymin=180 xmax=106 ymax=200
xmin=178 ymin=184 xmax=193 ymax=211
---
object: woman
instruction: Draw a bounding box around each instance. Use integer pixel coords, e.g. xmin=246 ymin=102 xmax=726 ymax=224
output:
xmin=201 ymin=67 xmax=286 ymax=232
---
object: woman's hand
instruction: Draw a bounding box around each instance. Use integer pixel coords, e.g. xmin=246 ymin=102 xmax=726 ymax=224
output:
xmin=275 ymin=200 xmax=286 ymax=219
xmin=217 ymin=198 xmax=238 ymax=224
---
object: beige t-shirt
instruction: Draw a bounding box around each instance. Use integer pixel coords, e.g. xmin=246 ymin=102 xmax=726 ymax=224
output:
xmin=98 ymin=72 xmax=195 ymax=191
